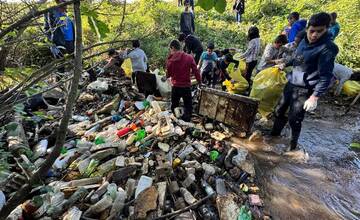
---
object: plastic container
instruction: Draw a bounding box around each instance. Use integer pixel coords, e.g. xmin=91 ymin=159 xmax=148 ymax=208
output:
xmin=134 ymin=175 xmax=153 ymax=198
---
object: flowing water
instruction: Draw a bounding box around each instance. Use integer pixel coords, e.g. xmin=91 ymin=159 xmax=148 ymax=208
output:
xmin=232 ymin=116 xmax=360 ymax=220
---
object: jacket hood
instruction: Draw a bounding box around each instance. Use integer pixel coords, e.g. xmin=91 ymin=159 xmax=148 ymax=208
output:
xmin=168 ymin=51 xmax=187 ymax=62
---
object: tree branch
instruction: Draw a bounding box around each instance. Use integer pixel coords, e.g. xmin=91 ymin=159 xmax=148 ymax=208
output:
xmin=0 ymin=0 xmax=83 ymax=218
xmin=0 ymin=0 xmax=76 ymax=39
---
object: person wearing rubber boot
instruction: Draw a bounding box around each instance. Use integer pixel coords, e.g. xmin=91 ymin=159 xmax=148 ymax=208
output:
xmin=271 ymin=12 xmax=339 ymax=151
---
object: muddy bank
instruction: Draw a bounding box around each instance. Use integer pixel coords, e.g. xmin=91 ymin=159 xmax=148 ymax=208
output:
xmin=232 ymin=96 xmax=360 ymax=220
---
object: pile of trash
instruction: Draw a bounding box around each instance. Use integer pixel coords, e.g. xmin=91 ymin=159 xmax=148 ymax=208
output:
xmin=0 ymin=74 xmax=269 ymax=220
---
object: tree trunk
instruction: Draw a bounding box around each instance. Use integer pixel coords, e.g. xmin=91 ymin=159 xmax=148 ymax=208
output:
xmin=0 ymin=0 xmax=82 ymax=218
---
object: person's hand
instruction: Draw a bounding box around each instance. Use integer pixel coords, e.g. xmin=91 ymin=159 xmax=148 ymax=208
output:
xmin=197 ymin=65 xmax=200 ymax=69
xmin=303 ymin=95 xmax=318 ymax=112
xmin=98 ymin=67 xmax=105 ymax=75
xmin=161 ymin=76 xmax=167 ymax=82
xmin=230 ymin=79 xmax=235 ymax=84
xmin=275 ymin=63 xmax=286 ymax=70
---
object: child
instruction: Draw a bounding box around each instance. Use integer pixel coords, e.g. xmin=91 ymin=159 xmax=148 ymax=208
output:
xmin=257 ymin=34 xmax=288 ymax=72
xmin=198 ymin=42 xmax=218 ymax=86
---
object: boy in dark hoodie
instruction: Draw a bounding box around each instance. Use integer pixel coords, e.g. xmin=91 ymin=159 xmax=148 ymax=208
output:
xmin=178 ymin=33 xmax=204 ymax=64
xmin=165 ymin=39 xmax=201 ymax=122
xmin=272 ymin=12 xmax=339 ymax=151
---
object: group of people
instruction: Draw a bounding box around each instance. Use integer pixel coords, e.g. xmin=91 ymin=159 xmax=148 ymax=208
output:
xmin=45 ymin=0 xmax=354 ymax=152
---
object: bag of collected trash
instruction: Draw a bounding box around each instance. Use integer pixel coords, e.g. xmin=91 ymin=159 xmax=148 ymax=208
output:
xmin=153 ymin=69 xmax=172 ymax=98
xmin=227 ymin=62 xmax=247 ymax=83
xmin=342 ymin=80 xmax=360 ymax=97
xmin=222 ymin=80 xmax=247 ymax=94
xmin=87 ymin=78 xmax=109 ymax=92
xmin=122 ymin=59 xmax=133 ymax=78
xmin=250 ymin=67 xmax=287 ymax=117
xmin=232 ymin=54 xmax=246 ymax=73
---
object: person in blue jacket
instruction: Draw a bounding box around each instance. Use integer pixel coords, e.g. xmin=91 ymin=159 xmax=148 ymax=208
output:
xmin=44 ymin=0 xmax=74 ymax=57
xmin=271 ymin=12 xmax=339 ymax=151
xmin=287 ymin=12 xmax=307 ymax=43
xmin=329 ymin=12 xmax=340 ymax=40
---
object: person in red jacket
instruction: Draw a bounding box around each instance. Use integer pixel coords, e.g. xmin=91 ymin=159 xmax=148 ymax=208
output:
xmin=165 ymin=39 xmax=201 ymax=122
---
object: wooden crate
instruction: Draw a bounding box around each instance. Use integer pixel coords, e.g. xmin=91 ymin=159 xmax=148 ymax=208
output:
xmin=198 ymin=88 xmax=259 ymax=133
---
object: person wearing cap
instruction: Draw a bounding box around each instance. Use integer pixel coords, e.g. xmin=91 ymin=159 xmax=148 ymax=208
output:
xmin=287 ymin=12 xmax=307 ymax=43
xmin=198 ymin=42 xmax=218 ymax=86
xmin=272 ymin=12 xmax=339 ymax=151
xmin=178 ymin=33 xmax=204 ymax=64
xmin=165 ymin=39 xmax=201 ymax=122
xmin=44 ymin=0 xmax=74 ymax=56
xmin=257 ymin=34 xmax=288 ymax=72
xmin=180 ymin=1 xmax=195 ymax=36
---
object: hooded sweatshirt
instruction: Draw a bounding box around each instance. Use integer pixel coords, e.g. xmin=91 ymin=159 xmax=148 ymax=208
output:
xmin=166 ymin=51 xmax=201 ymax=87
xmin=288 ymin=19 xmax=307 ymax=42
xmin=286 ymin=32 xmax=339 ymax=97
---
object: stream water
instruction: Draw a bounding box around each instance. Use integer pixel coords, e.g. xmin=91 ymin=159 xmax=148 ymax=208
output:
xmin=233 ymin=117 xmax=360 ymax=220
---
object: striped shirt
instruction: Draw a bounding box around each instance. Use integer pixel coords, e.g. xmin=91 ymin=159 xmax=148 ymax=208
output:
xmin=240 ymin=38 xmax=261 ymax=63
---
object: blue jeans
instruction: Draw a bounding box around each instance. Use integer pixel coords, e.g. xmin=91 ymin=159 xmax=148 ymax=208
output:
xmin=236 ymin=12 xmax=241 ymax=23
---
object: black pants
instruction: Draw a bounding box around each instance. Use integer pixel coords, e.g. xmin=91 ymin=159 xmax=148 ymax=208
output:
xmin=171 ymin=87 xmax=192 ymax=122
xmin=194 ymin=51 xmax=202 ymax=64
xmin=271 ymin=83 xmax=312 ymax=149
xmin=245 ymin=60 xmax=257 ymax=84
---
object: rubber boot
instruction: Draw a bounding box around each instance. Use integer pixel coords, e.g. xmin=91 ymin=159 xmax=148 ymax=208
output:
xmin=271 ymin=116 xmax=288 ymax=136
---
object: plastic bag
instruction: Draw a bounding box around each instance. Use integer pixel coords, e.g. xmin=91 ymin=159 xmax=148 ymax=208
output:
xmin=342 ymin=80 xmax=360 ymax=97
xmin=226 ymin=62 xmax=248 ymax=93
xmin=237 ymin=205 xmax=252 ymax=220
xmin=153 ymin=69 xmax=172 ymax=98
xmin=228 ymin=60 xmax=246 ymax=81
xmin=122 ymin=59 xmax=133 ymax=78
xmin=250 ymin=67 xmax=287 ymax=117
xmin=223 ymin=80 xmax=247 ymax=94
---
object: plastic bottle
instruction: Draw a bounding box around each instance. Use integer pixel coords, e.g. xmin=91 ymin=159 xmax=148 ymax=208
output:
xmin=178 ymin=145 xmax=194 ymax=160
xmin=134 ymin=129 xmax=146 ymax=141
xmin=72 ymin=115 xmax=90 ymax=122
xmin=180 ymin=188 xmax=197 ymax=205
xmin=33 ymin=139 xmax=48 ymax=159
xmin=116 ymin=119 xmax=144 ymax=138
xmin=109 ymin=188 xmax=126 ymax=218
xmin=84 ymin=159 xmax=99 ymax=177
xmin=151 ymin=101 xmax=162 ymax=113
xmin=94 ymin=136 xmax=106 ymax=145
xmin=193 ymin=142 xmax=208 ymax=154
xmin=106 ymin=183 xmax=118 ymax=200
xmin=182 ymin=174 xmax=195 ymax=188
xmin=84 ymin=124 xmax=100 ymax=137
xmin=84 ymin=195 xmax=112 ymax=216
xmin=134 ymin=175 xmax=153 ymax=198
xmin=201 ymin=179 xmax=215 ymax=196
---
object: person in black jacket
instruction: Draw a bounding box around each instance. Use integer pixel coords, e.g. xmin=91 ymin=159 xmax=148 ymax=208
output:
xmin=233 ymin=0 xmax=245 ymax=23
xmin=180 ymin=1 xmax=195 ymax=36
xmin=272 ymin=12 xmax=339 ymax=151
xmin=178 ymin=33 xmax=204 ymax=64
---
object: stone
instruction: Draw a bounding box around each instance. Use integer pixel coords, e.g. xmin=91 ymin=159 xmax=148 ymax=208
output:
xmin=249 ymin=194 xmax=263 ymax=206
xmin=249 ymin=130 xmax=262 ymax=142
xmin=216 ymin=193 xmax=240 ymax=220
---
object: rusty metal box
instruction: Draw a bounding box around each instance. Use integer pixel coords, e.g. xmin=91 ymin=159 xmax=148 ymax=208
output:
xmin=198 ymin=88 xmax=259 ymax=133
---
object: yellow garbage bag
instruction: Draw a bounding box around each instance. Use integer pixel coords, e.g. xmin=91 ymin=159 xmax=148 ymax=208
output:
xmin=222 ymin=80 xmax=247 ymax=94
xmin=122 ymin=59 xmax=133 ymax=78
xmin=229 ymin=55 xmax=246 ymax=75
xmin=227 ymin=62 xmax=248 ymax=93
xmin=342 ymin=80 xmax=360 ymax=97
xmin=250 ymin=67 xmax=287 ymax=117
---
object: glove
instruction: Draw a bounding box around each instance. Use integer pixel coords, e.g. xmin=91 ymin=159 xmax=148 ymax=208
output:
xmin=97 ymin=67 xmax=105 ymax=75
xmin=275 ymin=63 xmax=285 ymax=70
xmin=161 ymin=76 xmax=167 ymax=82
xmin=303 ymin=96 xmax=318 ymax=112
xmin=50 ymin=45 xmax=65 ymax=59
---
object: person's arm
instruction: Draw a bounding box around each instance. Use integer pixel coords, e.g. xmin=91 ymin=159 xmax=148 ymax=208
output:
xmin=197 ymin=54 xmax=203 ymax=68
xmin=103 ymin=58 xmax=116 ymax=70
xmin=191 ymin=57 xmax=201 ymax=83
xmin=166 ymin=58 xmax=173 ymax=79
xmin=191 ymin=13 xmax=195 ymax=33
xmin=312 ymin=44 xmax=339 ymax=97
xmin=180 ymin=13 xmax=185 ymax=32
xmin=262 ymin=45 xmax=279 ymax=64
xmin=239 ymin=40 xmax=254 ymax=59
